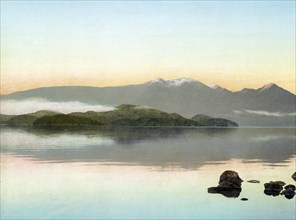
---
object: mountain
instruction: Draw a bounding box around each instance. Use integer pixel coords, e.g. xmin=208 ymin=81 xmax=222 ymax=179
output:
xmin=208 ymin=84 xmax=232 ymax=93
xmin=0 ymin=104 xmax=237 ymax=127
xmin=1 ymin=78 xmax=295 ymax=126
xmin=145 ymin=77 xmax=205 ymax=87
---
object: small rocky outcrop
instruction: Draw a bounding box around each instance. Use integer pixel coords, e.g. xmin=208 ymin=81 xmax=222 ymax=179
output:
xmin=247 ymin=180 xmax=260 ymax=183
xmin=208 ymin=170 xmax=243 ymax=198
xmin=292 ymin=172 xmax=296 ymax=181
xmin=219 ymin=170 xmax=243 ymax=187
xmin=281 ymin=184 xmax=296 ymax=199
xmin=284 ymin=184 xmax=296 ymax=191
xmin=241 ymin=198 xmax=248 ymax=201
xmin=264 ymin=181 xmax=286 ymax=197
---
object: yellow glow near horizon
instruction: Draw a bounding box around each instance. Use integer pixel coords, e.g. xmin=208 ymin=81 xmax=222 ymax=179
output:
xmin=1 ymin=70 xmax=295 ymax=94
xmin=1 ymin=1 xmax=295 ymax=94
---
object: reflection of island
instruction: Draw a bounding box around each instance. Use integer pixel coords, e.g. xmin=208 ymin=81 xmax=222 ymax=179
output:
xmin=0 ymin=104 xmax=238 ymax=127
xmin=1 ymin=127 xmax=295 ymax=170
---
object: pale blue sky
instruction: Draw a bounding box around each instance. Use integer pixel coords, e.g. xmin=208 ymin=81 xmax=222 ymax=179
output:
xmin=1 ymin=1 xmax=295 ymax=93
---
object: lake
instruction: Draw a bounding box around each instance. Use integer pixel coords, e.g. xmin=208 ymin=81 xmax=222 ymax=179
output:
xmin=0 ymin=127 xmax=295 ymax=219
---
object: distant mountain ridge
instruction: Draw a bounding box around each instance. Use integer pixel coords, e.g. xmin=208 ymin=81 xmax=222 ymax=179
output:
xmin=1 ymin=78 xmax=295 ymax=126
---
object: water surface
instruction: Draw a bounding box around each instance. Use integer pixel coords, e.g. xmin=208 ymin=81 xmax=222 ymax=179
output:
xmin=1 ymin=127 xmax=295 ymax=219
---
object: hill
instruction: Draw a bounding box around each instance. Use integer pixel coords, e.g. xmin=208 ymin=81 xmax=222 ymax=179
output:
xmin=70 ymin=104 xmax=201 ymax=126
xmin=0 ymin=104 xmax=238 ymax=127
xmin=191 ymin=114 xmax=238 ymax=127
xmin=33 ymin=115 xmax=104 ymax=127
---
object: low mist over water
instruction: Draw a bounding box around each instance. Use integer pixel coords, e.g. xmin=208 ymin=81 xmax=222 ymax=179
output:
xmin=0 ymin=99 xmax=115 ymax=115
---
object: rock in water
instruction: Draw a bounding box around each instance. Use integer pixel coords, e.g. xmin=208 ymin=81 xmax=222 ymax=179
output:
xmin=241 ymin=198 xmax=248 ymax=201
xmin=281 ymin=184 xmax=296 ymax=199
xmin=264 ymin=181 xmax=285 ymax=188
xmin=284 ymin=184 xmax=296 ymax=191
xmin=264 ymin=181 xmax=285 ymax=197
xmin=219 ymin=170 xmax=243 ymax=188
xmin=292 ymin=172 xmax=296 ymax=181
xmin=247 ymin=180 xmax=260 ymax=183
xmin=273 ymin=181 xmax=286 ymax=186
xmin=208 ymin=170 xmax=243 ymax=198
xmin=281 ymin=188 xmax=295 ymax=199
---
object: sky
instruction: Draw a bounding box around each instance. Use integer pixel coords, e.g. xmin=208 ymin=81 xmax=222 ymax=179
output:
xmin=1 ymin=1 xmax=295 ymax=94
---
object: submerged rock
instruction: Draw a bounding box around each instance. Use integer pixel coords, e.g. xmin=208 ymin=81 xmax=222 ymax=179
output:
xmin=247 ymin=180 xmax=260 ymax=183
xmin=208 ymin=170 xmax=243 ymax=198
xmin=292 ymin=172 xmax=296 ymax=181
xmin=264 ymin=181 xmax=285 ymax=197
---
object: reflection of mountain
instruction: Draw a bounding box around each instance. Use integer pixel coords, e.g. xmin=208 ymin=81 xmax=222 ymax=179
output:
xmin=2 ymin=78 xmax=295 ymax=126
xmin=1 ymin=127 xmax=295 ymax=169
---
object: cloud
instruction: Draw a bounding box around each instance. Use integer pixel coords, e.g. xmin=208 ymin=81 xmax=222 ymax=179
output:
xmin=233 ymin=110 xmax=243 ymax=115
xmin=0 ymin=99 xmax=115 ymax=115
xmin=245 ymin=110 xmax=284 ymax=117
xmin=233 ymin=109 xmax=296 ymax=117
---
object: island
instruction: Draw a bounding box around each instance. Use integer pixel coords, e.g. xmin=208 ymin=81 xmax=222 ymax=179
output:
xmin=0 ymin=104 xmax=238 ymax=128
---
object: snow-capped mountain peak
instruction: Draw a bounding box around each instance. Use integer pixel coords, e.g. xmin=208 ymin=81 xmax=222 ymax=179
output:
xmin=148 ymin=78 xmax=167 ymax=84
xmin=167 ymin=78 xmax=197 ymax=86
xmin=147 ymin=77 xmax=199 ymax=86
xmin=208 ymin=84 xmax=220 ymax=89
xmin=208 ymin=84 xmax=230 ymax=92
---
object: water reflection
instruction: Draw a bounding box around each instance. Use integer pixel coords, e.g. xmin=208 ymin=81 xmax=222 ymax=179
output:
xmin=264 ymin=189 xmax=281 ymax=197
xmin=208 ymin=188 xmax=242 ymax=198
xmin=0 ymin=127 xmax=295 ymax=170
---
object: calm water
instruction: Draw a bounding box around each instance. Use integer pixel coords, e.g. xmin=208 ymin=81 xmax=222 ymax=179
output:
xmin=0 ymin=127 xmax=295 ymax=219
